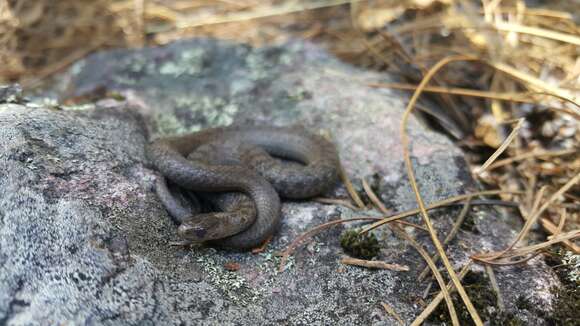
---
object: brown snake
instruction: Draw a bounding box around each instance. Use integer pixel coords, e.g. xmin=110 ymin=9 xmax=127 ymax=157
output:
xmin=147 ymin=126 xmax=340 ymax=250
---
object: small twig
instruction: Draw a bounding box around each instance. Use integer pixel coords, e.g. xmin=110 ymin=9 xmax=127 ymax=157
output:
xmin=421 ymin=281 xmax=434 ymax=299
xmin=530 ymin=186 xmax=548 ymax=218
xmin=368 ymin=82 xmax=542 ymax=103
xmin=251 ymin=234 xmax=273 ymax=254
xmin=476 ymin=118 xmax=525 ymax=174
xmin=340 ymin=256 xmax=409 ymax=271
xmin=554 ymin=208 xmax=567 ymax=236
xmin=314 ymin=197 xmax=360 ymax=211
xmin=485 ymin=265 xmax=505 ymax=312
xmin=381 ymin=302 xmax=405 ymax=325
xmin=393 ymin=220 xmax=429 ymax=231
xmin=418 ymin=197 xmax=473 ymax=281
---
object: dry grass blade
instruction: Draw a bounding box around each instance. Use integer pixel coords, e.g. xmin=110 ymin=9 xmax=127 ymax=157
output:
xmin=499 ymin=230 xmax=579 ymax=258
xmin=360 ymin=190 xmax=522 ymax=234
xmin=489 ymin=7 xmax=573 ymax=19
xmin=314 ymin=197 xmax=360 ymax=211
xmin=485 ymin=265 xmax=504 ymax=312
xmin=361 ymin=178 xmax=429 ymax=231
xmin=396 ymin=55 xmax=580 ymax=112
xmin=418 ymin=197 xmax=473 ymax=281
xmin=324 ymin=130 xmax=365 ymax=209
xmin=340 ymin=256 xmax=409 ymax=271
xmin=530 ymin=186 xmax=548 ymax=218
xmin=487 ymin=149 xmax=577 ymax=171
xmin=339 ymin=164 xmax=366 ymax=209
xmin=400 ymin=54 xmax=483 ymax=326
xmin=411 ymin=262 xmax=473 ymax=326
xmin=361 ymin=178 xmax=388 ymax=213
xmin=489 ymin=62 xmax=579 ymax=107
xmin=391 ymin=220 xmax=429 ymax=231
xmin=474 ymin=230 xmax=579 ymax=265
xmin=392 ymin=224 xmax=461 ymax=326
xmin=369 ymin=83 xmax=580 ymax=117
xmin=133 ymin=0 xmax=145 ymax=46
xmin=554 ymin=208 xmax=567 ymax=236
xmin=476 ymin=118 xmax=524 ymax=174
xmin=541 ymin=216 xmax=579 ymax=253
xmin=526 ymin=91 xmax=580 ymax=110
xmin=493 ymin=21 xmax=580 ymax=46
xmin=361 ymin=176 xmax=460 ymax=326
xmin=473 ymin=172 xmax=580 ymax=262
xmin=177 ymin=0 xmax=358 ymax=29
xmin=368 ymin=57 xmax=580 ymax=121
xmin=476 ymin=254 xmax=543 ymax=266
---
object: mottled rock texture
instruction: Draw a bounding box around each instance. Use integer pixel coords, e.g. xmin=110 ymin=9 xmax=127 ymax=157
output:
xmin=0 ymin=39 xmax=559 ymax=325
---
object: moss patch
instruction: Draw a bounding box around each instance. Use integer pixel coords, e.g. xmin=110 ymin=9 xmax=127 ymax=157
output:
xmin=339 ymin=229 xmax=380 ymax=260
xmin=428 ymin=271 xmax=524 ymax=325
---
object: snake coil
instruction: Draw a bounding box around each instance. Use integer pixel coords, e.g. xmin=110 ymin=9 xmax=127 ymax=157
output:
xmin=147 ymin=126 xmax=340 ymax=250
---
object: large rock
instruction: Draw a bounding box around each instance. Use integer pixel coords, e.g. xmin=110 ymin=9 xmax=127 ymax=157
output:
xmin=0 ymin=39 xmax=560 ymax=325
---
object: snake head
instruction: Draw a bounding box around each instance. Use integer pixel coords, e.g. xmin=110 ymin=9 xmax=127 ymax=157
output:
xmin=177 ymin=215 xmax=224 ymax=242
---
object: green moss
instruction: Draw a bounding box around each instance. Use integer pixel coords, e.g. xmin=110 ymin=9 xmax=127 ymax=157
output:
xmin=339 ymin=229 xmax=380 ymax=259
xmin=460 ymin=212 xmax=480 ymax=234
xmin=429 ymin=271 xmax=524 ymax=325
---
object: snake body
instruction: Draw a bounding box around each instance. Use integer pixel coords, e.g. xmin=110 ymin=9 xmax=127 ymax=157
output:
xmin=147 ymin=126 xmax=340 ymax=250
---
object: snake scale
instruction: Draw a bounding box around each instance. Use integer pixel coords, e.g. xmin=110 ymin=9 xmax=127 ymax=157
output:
xmin=147 ymin=126 xmax=340 ymax=250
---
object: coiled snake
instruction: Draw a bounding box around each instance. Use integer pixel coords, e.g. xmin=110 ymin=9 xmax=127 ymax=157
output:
xmin=147 ymin=126 xmax=340 ymax=250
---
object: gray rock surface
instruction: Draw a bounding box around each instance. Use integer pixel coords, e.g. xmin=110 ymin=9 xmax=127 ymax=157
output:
xmin=1 ymin=39 xmax=560 ymax=325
